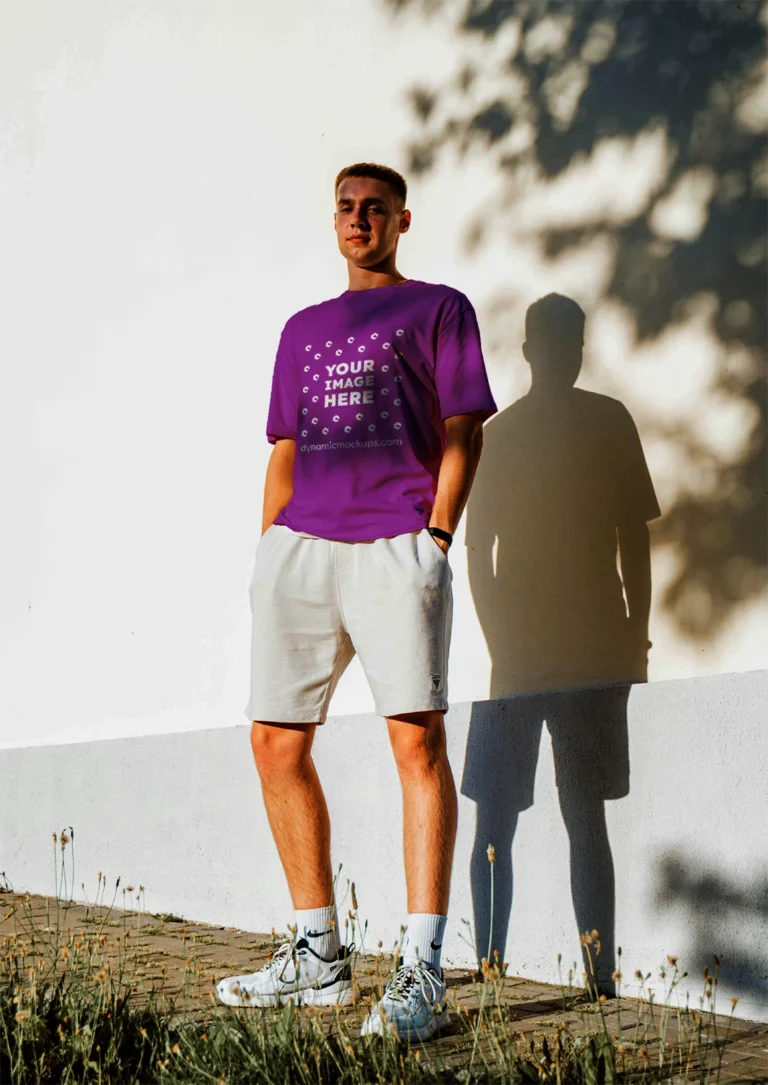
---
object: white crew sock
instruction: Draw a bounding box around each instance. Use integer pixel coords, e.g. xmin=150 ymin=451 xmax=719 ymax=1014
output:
xmin=402 ymin=913 xmax=447 ymax=972
xmin=294 ymin=904 xmax=339 ymax=960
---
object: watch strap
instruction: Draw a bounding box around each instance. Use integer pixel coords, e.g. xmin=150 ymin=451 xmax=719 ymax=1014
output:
xmin=428 ymin=526 xmax=453 ymax=548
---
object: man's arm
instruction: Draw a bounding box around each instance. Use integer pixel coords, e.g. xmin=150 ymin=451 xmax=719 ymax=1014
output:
xmin=262 ymin=438 xmax=296 ymax=535
xmin=617 ymin=517 xmax=652 ymax=678
xmin=429 ymin=413 xmax=486 ymax=551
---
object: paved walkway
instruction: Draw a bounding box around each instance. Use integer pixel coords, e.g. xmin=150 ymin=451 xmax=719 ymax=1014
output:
xmin=2 ymin=892 xmax=767 ymax=1082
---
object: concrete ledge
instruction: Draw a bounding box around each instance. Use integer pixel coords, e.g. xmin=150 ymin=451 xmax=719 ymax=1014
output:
xmin=2 ymin=670 xmax=766 ymax=1021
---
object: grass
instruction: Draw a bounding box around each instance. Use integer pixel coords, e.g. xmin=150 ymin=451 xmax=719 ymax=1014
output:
xmin=0 ymin=834 xmax=748 ymax=1083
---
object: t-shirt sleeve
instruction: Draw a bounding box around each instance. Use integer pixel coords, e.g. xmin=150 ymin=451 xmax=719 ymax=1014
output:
xmin=435 ymin=298 xmax=497 ymax=421
xmin=265 ymin=321 xmax=299 ymax=444
xmin=614 ymin=405 xmax=661 ymax=523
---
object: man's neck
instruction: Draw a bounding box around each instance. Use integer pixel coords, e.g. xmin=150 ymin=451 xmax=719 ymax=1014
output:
xmin=346 ymin=262 xmax=409 ymax=292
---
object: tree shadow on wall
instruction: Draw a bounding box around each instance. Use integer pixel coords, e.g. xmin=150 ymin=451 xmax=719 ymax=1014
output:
xmin=461 ymin=293 xmax=660 ymax=989
xmin=387 ymin=0 xmax=767 ymax=644
xmin=656 ymin=853 xmax=768 ymax=1007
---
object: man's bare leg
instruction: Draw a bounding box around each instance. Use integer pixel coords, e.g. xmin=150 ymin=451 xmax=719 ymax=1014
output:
xmin=250 ymin=721 xmax=333 ymax=909
xmin=216 ymin=721 xmax=350 ymax=1007
xmin=387 ymin=710 xmax=458 ymax=915
xmin=359 ymin=711 xmax=457 ymax=1036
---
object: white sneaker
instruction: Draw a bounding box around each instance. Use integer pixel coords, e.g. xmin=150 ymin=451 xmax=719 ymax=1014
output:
xmin=216 ymin=938 xmax=354 ymax=1008
xmin=360 ymin=960 xmax=449 ymax=1041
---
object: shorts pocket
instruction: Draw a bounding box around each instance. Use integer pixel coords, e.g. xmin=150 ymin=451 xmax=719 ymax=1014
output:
xmin=250 ymin=524 xmax=283 ymax=585
xmin=421 ymin=528 xmax=449 ymax=561
xmin=257 ymin=523 xmax=277 ymax=549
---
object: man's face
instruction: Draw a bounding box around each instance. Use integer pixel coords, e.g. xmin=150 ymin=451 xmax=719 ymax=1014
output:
xmin=334 ymin=176 xmax=410 ymax=267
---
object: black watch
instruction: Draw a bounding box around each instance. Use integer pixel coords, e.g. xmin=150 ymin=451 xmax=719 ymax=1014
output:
xmin=428 ymin=527 xmax=453 ymax=548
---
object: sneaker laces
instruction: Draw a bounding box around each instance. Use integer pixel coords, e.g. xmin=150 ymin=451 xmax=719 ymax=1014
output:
xmin=260 ymin=941 xmax=294 ymax=977
xmin=260 ymin=938 xmax=351 ymax=975
xmin=385 ymin=961 xmax=442 ymax=1005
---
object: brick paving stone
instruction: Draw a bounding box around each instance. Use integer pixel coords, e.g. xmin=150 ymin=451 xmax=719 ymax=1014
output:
xmin=2 ymin=891 xmax=766 ymax=1082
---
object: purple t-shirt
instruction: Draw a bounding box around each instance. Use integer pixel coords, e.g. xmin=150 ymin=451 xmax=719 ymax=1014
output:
xmin=266 ymin=279 xmax=497 ymax=541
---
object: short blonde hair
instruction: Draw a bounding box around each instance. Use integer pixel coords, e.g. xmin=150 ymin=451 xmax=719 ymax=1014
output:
xmin=335 ymin=163 xmax=407 ymax=206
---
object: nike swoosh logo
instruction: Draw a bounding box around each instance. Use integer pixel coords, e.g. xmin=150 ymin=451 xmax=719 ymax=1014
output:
xmin=276 ymin=966 xmax=345 ymax=993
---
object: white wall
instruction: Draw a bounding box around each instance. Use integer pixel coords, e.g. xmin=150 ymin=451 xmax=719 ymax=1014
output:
xmin=2 ymin=671 xmax=767 ymax=1022
xmin=2 ymin=0 xmax=766 ymax=749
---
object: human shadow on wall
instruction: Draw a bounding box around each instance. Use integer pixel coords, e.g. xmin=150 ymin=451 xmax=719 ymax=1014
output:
xmin=462 ymin=294 xmax=661 ymax=991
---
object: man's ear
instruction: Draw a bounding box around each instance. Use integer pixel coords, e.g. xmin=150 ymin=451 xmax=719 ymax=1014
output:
xmin=522 ymin=340 xmax=532 ymax=365
xmin=399 ymin=208 xmax=411 ymax=234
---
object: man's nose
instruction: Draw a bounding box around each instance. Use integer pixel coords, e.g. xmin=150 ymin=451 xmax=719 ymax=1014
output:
xmin=351 ymin=209 xmax=370 ymax=229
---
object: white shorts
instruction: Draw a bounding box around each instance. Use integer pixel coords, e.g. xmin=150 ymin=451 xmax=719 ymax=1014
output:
xmin=245 ymin=525 xmax=453 ymax=723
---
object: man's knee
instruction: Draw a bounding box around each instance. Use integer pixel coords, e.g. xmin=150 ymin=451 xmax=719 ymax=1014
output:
xmin=250 ymin=721 xmax=313 ymax=780
xmin=389 ymin=712 xmax=448 ymax=777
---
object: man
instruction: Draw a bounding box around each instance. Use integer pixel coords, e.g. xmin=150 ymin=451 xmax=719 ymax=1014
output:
xmin=217 ymin=163 xmax=496 ymax=1040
